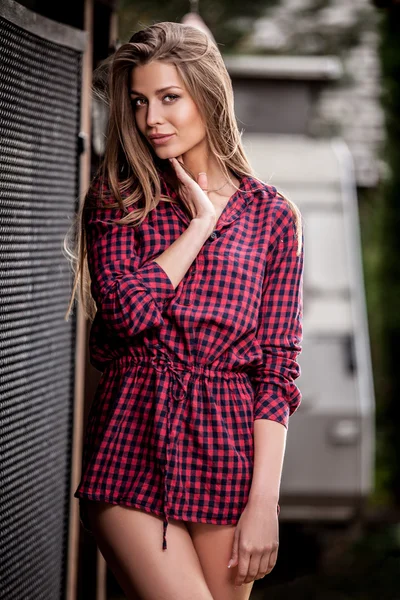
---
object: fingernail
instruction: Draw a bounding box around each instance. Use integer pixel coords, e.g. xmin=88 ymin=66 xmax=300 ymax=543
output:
xmin=198 ymin=172 xmax=206 ymax=175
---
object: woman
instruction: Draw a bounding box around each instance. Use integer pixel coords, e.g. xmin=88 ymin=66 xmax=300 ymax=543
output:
xmin=68 ymin=21 xmax=304 ymax=600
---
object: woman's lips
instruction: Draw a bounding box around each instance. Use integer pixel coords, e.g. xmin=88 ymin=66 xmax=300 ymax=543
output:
xmin=150 ymin=134 xmax=175 ymax=145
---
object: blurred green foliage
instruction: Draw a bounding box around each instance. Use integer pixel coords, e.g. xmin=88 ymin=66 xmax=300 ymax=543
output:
xmin=359 ymin=3 xmax=400 ymax=508
xmin=117 ymin=0 xmax=279 ymax=50
xmin=373 ymin=6 xmax=400 ymax=507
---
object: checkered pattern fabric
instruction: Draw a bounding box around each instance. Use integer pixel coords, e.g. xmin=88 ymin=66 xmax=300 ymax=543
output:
xmin=74 ymin=167 xmax=304 ymax=550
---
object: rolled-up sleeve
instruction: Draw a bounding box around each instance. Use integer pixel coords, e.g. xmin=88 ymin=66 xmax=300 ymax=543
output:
xmin=85 ymin=178 xmax=176 ymax=339
xmin=249 ymin=199 xmax=304 ymax=429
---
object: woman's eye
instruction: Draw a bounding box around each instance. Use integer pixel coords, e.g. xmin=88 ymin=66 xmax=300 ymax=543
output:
xmin=164 ymin=94 xmax=179 ymax=102
xmin=133 ymin=98 xmax=146 ymax=107
xmin=132 ymin=94 xmax=179 ymax=108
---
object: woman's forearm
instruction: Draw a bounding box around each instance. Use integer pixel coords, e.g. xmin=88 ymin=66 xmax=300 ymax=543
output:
xmin=152 ymin=217 xmax=214 ymax=289
xmin=247 ymin=419 xmax=287 ymax=506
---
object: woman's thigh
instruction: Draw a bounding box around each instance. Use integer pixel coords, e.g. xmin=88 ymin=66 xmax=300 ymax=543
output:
xmin=186 ymin=522 xmax=254 ymax=600
xmin=85 ymin=500 xmax=214 ymax=600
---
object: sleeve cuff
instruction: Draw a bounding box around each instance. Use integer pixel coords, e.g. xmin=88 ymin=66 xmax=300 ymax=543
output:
xmin=253 ymin=392 xmax=290 ymax=429
xmin=253 ymin=381 xmax=302 ymax=429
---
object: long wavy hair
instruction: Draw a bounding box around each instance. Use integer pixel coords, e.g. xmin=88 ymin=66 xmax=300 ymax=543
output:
xmin=64 ymin=21 xmax=303 ymax=323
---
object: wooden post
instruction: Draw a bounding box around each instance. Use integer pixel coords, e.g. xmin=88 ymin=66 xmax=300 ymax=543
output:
xmin=66 ymin=0 xmax=93 ymax=598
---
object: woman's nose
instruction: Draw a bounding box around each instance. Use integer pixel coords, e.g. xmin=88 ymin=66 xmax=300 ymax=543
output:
xmin=146 ymin=102 xmax=164 ymax=127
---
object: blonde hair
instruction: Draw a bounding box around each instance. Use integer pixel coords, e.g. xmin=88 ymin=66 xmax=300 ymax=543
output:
xmin=64 ymin=21 xmax=303 ymax=322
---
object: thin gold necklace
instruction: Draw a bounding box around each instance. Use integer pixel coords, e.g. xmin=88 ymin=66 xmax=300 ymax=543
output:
xmin=207 ymin=176 xmax=233 ymax=193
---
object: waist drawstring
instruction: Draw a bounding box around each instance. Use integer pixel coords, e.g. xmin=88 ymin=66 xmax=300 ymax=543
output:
xmin=123 ymin=353 xmax=248 ymax=551
xmin=150 ymin=356 xmax=195 ymax=550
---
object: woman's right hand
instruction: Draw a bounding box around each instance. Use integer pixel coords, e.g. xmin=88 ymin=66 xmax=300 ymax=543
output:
xmin=168 ymin=156 xmax=216 ymax=229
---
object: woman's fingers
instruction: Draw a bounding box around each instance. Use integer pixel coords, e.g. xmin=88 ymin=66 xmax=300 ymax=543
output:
xmin=234 ymin=542 xmax=251 ymax=587
xmin=257 ymin=551 xmax=271 ymax=579
xmin=197 ymin=172 xmax=208 ymax=193
xmin=267 ymin=546 xmax=278 ymax=575
xmin=168 ymin=158 xmax=207 ymax=190
xmin=169 ymin=158 xmax=208 ymax=194
xmin=168 ymin=157 xmax=188 ymax=183
xmin=167 ymin=157 xmax=215 ymax=224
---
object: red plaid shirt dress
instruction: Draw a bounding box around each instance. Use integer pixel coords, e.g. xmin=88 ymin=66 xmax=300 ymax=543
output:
xmin=74 ymin=166 xmax=304 ymax=550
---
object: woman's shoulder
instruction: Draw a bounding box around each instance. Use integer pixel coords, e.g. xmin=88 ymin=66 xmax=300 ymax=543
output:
xmin=85 ymin=171 xmax=114 ymax=208
xmin=247 ymin=175 xmax=295 ymax=219
xmin=247 ymin=175 xmax=303 ymax=251
xmin=85 ymin=170 xmax=136 ymax=212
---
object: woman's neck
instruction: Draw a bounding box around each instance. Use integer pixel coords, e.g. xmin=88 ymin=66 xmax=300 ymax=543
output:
xmin=180 ymin=141 xmax=233 ymax=192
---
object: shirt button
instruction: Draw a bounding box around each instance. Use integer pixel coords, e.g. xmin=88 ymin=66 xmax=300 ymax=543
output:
xmin=210 ymin=231 xmax=217 ymax=239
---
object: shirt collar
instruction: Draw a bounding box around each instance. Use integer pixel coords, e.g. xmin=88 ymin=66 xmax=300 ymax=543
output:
xmin=157 ymin=168 xmax=268 ymax=228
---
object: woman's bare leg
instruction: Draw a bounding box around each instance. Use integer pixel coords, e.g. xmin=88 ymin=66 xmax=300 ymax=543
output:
xmin=186 ymin=522 xmax=254 ymax=600
xmin=85 ymin=500 xmax=215 ymax=600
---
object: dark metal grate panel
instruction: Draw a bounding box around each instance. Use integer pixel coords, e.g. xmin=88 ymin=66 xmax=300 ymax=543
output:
xmin=0 ymin=12 xmax=82 ymax=600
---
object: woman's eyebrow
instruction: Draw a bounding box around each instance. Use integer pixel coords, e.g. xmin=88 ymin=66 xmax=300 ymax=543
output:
xmin=130 ymin=86 xmax=183 ymax=95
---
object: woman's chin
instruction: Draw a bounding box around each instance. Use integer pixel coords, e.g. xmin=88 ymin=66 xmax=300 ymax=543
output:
xmin=153 ymin=141 xmax=186 ymax=161
xmin=159 ymin=152 xmax=182 ymax=162
xmin=154 ymin=148 xmax=174 ymax=159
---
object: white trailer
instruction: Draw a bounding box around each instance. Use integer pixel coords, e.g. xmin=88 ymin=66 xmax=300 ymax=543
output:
xmin=243 ymin=133 xmax=375 ymax=523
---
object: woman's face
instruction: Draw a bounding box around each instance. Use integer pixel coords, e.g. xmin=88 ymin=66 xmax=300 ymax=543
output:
xmin=130 ymin=60 xmax=207 ymax=159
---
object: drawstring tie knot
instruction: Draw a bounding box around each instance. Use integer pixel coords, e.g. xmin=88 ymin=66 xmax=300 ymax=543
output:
xmin=149 ymin=355 xmax=196 ymax=549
